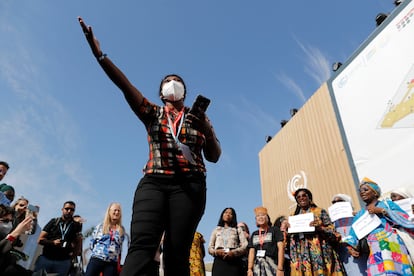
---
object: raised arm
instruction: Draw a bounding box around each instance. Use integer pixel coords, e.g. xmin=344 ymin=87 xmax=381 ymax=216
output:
xmin=78 ymin=17 xmax=144 ymax=116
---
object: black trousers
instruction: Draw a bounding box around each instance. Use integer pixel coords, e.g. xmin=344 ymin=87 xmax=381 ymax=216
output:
xmin=121 ymin=173 xmax=206 ymax=276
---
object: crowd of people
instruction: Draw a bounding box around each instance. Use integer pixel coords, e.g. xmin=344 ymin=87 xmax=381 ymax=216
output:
xmin=200 ymin=178 xmax=414 ymax=276
xmin=2 ymin=13 xmax=414 ymax=276
xmin=210 ymin=178 xmax=414 ymax=276
xmin=2 ymin=144 xmax=414 ymax=276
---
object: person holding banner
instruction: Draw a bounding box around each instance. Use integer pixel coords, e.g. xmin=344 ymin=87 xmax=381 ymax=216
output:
xmin=288 ymin=188 xmax=345 ymax=275
xmin=330 ymin=194 xmax=367 ymax=275
xmin=343 ymin=177 xmax=414 ymax=275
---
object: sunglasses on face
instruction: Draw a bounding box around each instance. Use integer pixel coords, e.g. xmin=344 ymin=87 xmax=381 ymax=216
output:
xmin=332 ymin=199 xmax=345 ymax=204
xmin=64 ymin=207 xmax=75 ymax=212
xmin=359 ymin=187 xmax=371 ymax=193
xmin=0 ymin=219 xmax=12 ymax=223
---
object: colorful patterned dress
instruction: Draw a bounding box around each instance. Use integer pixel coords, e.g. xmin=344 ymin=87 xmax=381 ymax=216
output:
xmin=344 ymin=199 xmax=414 ymax=276
xmin=334 ymin=216 xmax=368 ymax=275
xmin=189 ymin=232 xmax=206 ymax=276
xmin=289 ymin=207 xmax=345 ymax=276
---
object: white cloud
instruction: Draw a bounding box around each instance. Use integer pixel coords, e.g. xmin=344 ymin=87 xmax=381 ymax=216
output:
xmin=295 ymin=39 xmax=331 ymax=85
xmin=0 ymin=7 xmax=94 ymax=226
xmin=276 ymin=73 xmax=307 ymax=103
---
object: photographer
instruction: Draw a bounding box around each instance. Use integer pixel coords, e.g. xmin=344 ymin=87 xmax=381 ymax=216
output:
xmin=34 ymin=201 xmax=82 ymax=276
xmin=78 ymin=17 xmax=221 ymax=276
xmin=0 ymin=204 xmax=33 ymax=275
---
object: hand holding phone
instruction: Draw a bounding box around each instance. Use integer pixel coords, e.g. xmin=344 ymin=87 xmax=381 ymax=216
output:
xmin=189 ymin=95 xmax=211 ymax=119
xmin=25 ymin=204 xmax=39 ymax=235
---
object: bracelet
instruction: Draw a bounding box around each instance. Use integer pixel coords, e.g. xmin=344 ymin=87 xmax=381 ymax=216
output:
xmin=97 ymin=53 xmax=107 ymax=62
xmin=278 ymin=268 xmax=284 ymax=271
xmin=381 ymin=208 xmax=387 ymax=216
xmin=6 ymin=234 xmax=16 ymax=242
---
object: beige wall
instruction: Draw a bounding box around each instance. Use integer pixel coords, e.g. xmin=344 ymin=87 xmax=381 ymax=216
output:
xmin=259 ymin=83 xmax=360 ymax=221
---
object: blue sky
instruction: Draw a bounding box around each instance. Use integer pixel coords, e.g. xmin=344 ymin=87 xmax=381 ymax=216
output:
xmin=0 ymin=0 xmax=396 ymax=262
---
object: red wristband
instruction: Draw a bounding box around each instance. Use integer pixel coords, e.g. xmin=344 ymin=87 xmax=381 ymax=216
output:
xmin=6 ymin=234 xmax=16 ymax=242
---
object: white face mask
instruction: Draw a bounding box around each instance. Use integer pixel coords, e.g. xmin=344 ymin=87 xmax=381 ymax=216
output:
xmin=161 ymin=80 xmax=185 ymax=102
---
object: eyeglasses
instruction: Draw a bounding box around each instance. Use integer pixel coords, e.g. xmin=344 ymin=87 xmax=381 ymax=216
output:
xmin=332 ymin=199 xmax=345 ymax=204
xmin=295 ymin=193 xmax=308 ymax=199
xmin=359 ymin=187 xmax=371 ymax=193
xmin=18 ymin=203 xmax=27 ymax=207
xmin=64 ymin=208 xmax=75 ymax=212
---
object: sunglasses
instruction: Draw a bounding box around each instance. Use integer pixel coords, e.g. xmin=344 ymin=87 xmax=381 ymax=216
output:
xmin=332 ymin=199 xmax=345 ymax=204
xmin=0 ymin=219 xmax=12 ymax=223
xmin=64 ymin=207 xmax=75 ymax=212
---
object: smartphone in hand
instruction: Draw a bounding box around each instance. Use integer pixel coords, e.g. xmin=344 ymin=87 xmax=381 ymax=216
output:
xmin=189 ymin=95 xmax=211 ymax=118
xmin=25 ymin=204 xmax=39 ymax=235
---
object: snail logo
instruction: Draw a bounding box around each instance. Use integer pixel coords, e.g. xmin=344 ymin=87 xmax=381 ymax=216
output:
xmin=287 ymin=171 xmax=307 ymax=202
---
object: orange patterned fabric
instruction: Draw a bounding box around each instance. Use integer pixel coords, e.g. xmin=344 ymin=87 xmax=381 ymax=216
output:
xmin=189 ymin=232 xmax=206 ymax=276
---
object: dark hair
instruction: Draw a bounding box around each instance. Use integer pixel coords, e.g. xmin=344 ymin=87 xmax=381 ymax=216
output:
xmin=293 ymin=188 xmax=317 ymax=215
xmin=0 ymin=161 xmax=9 ymax=170
xmin=158 ymin=74 xmax=187 ymax=103
xmin=0 ymin=204 xmax=14 ymax=218
xmin=63 ymin=201 xmax=76 ymax=208
xmin=274 ymin=216 xmax=287 ymax=229
xmin=217 ymin=207 xmax=238 ymax=228
xmin=238 ymin=222 xmax=250 ymax=235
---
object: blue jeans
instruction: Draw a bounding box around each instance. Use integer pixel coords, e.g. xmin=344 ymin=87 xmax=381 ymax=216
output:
xmin=85 ymin=257 xmax=118 ymax=276
xmin=34 ymin=255 xmax=71 ymax=276
xmin=121 ymin=173 xmax=206 ymax=276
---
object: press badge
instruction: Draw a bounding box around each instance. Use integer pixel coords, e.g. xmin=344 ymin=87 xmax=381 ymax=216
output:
xmin=256 ymin=250 xmax=266 ymax=257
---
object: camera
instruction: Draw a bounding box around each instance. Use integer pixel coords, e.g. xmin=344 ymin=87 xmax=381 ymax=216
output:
xmin=189 ymin=95 xmax=210 ymax=119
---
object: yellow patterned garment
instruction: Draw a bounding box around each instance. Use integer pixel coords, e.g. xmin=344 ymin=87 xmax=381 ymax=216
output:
xmin=189 ymin=232 xmax=206 ymax=276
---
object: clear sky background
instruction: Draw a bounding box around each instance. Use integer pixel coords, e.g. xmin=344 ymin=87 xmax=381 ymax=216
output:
xmin=0 ymin=0 xmax=397 ymax=263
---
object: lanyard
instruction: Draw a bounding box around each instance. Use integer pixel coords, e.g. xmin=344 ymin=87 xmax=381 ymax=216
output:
xmin=166 ymin=108 xmax=196 ymax=164
xmin=110 ymin=228 xmax=114 ymax=242
xmin=59 ymin=221 xmax=72 ymax=241
xmin=166 ymin=108 xmax=185 ymax=142
xmin=222 ymin=227 xmax=231 ymax=249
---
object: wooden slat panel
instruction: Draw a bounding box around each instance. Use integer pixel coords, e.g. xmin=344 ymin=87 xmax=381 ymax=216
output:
xmin=259 ymin=83 xmax=360 ymax=220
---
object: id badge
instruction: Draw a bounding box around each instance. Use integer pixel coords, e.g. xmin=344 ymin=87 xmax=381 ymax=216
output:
xmin=256 ymin=250 xmax=266 ymax=257
xmin=109 ymin=244 xmax=116 ymax=253
xmin=224 ymin=248 xmax=230 ymax=253
xmin=178 ymin=142 xmax=196 ymax=164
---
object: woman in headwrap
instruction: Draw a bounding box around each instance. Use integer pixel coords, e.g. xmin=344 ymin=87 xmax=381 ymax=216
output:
xmin=247 ymin=207 xmax=284 ymax=276
xmin=288 ymin=188 xmax=345 ymax=275
xmin=389 ymin=186 xmax=414 ymax=264
xmin=390 ymin=187 xmax=413 ymax=202
xmin=331 ymin=194 xmax=367 ymax=275
xmin=343 ymin=177 xmax=414 ymax=275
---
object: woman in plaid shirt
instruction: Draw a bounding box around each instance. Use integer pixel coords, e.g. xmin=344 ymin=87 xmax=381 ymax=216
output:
xmin=79 ymin=17 xmax=221 ymax=276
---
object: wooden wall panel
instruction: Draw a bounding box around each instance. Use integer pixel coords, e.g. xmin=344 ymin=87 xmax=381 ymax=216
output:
xmin=258 ymin=83 xmax=360 ymax=220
